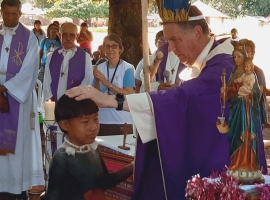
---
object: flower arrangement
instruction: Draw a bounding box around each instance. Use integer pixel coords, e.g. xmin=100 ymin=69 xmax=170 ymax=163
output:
xmin=185 ymin=170 xmax=270 ymax=199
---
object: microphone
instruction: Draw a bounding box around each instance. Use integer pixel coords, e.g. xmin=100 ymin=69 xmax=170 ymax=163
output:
xmin=163 ymin=70 xmax=170 ymax=83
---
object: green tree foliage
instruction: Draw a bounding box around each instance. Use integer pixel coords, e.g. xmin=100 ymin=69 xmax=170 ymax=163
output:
xmin=195 ymin=0 xmax=249 ymax=18
xmin=44 ymin=0 xmax=109 ymax=21
xmin=194 ymin=0 xmax=270 ymax=18
xmin=246 ymin=0 xmax=270 ymax=17
xmin=30 ymin=0 xmax=54 ymax=9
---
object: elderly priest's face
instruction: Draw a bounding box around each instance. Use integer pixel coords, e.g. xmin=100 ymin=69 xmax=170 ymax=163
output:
xmin=61 ymin=23 xmax=77 ymax=50
xmin=164 ymin=23 xmax=202 ymax=67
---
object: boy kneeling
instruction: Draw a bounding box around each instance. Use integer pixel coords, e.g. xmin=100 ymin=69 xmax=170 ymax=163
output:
xmin=46 ymin=94 xmax=133 ymax=200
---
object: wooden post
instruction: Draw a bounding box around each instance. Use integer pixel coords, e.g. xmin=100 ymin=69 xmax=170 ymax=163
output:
xmin=118 ymin=123 xmax=131 ymax=150
xmin=141 ymin=0 xmax=150 ymax=92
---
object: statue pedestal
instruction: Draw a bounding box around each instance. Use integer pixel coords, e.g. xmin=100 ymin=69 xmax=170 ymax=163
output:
xmin=227 ymin=169 xmax=265 ymax=185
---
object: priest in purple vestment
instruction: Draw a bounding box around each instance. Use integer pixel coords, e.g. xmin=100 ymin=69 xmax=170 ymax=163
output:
xmin=42 ymin=22 xmax=94 ymax=181
xmin=42 ymin=22 xmax=94 ymax=104
xmin=0 ymin=0 xmax=44 ymax=199
xmin=65 ymin=1 xmax=267 ymax=199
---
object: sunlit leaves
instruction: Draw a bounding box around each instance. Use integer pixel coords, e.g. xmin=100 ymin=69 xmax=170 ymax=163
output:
xmin=44 ymin=0 xmax=109 ymax=20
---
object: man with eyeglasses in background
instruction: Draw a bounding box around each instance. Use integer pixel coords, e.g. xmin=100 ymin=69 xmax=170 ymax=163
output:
xmin=135 ymin=30 xmax=186 ymax=93
xmin=42 ymin=22 xmax=94 ymax=169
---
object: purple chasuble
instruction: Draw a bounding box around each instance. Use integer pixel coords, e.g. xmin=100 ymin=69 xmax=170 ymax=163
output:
xmin=0 ymin=23 xmax=30 ymax=154
xmin=155 ymin=43 xmax=186 ymax=82
xmin=132 ymin=41 xmax=267 ymax=199
xmin=49 ymin=47 xmax=86 ymax=102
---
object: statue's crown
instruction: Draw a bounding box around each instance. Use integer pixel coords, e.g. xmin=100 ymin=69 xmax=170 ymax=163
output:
xmin=231 ymin=39 xmax=250 ymax=58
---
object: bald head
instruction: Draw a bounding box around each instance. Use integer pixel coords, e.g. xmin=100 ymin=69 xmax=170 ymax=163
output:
xmin=60 ymin=22 xmax=77 ymax=33
xmin=60 ymin=22 xmax=78 ymax=49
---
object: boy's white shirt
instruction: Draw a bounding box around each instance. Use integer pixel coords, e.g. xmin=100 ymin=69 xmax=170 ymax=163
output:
xmin=62 ymin=137 xmax=98 ymax=156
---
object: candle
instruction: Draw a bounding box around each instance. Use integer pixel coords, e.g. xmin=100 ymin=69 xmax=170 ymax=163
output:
xmin=44 ymin=99 xmax=55 ymax=125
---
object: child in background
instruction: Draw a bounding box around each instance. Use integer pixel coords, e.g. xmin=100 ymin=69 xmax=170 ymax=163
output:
xmin=45 ymin=94 xmax=133 ymax=200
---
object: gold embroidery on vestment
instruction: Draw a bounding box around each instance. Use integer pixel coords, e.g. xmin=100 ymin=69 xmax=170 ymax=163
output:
xmin=12 ymin=42 xmax=24 ymax=66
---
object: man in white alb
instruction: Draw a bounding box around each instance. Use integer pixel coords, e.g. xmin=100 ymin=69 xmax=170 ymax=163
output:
xmin=42 ymin=22 xmax=94 ymax=173
xmin=0 ymin=0 xmax=44 ymax=199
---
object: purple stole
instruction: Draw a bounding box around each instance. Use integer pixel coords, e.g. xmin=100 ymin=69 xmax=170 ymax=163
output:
xmin=49 ymin=47 xmax=86 ymax=102
xmin=0 ymin=23 xmax=30 ymax=155
xmin=155 ymin=43 xmax=186 ymax=82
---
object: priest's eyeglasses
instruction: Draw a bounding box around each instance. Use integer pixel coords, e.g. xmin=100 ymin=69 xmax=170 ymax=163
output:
xmin=158 ymin=39 xmax=168 ymax=45
xmin=62 ymin=33 xmax=76 ymax=39
xmin=103 ymin=44 xmax=119 ymax=50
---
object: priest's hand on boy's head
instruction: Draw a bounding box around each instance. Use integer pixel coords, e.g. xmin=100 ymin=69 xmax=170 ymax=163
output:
xmin=66 ymin=85 xmax=114 ymax=108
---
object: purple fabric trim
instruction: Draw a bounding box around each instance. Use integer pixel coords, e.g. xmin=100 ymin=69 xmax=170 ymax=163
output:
xmin=49 ymin=47 xmax=86 ymax=102
xmin=133 ymin=51 xmax=249 ymax=199
xmin=50 ymin=125 xmax=57 ymax=156
xmin=155 ymin=43 xmax=184 ymax=82
xmin=155 ymin=44 xmax=168 ymax=81
xmin=0 ymin=23 xmax=30 ymax=153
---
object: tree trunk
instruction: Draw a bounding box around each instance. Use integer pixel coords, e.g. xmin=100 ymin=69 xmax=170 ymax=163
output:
xmin=108 ymin=0 xmax=143 ymax=68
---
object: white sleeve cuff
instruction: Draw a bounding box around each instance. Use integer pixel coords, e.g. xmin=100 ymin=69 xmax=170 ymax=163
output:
xmin=126 ymin=93 xmax=157 ymax=143
xmin=150 ymin=82 xmax=160 ymax=91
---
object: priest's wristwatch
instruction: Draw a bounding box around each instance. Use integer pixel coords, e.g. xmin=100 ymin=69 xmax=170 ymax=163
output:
xmin=115 ymin=93 xmax=125 ymax=111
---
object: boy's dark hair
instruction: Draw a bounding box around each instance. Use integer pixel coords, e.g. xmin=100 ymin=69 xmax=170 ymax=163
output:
xmin=55 ymin=94 xmax=99 ymax=123
xmin=1 ymin=0 xmax=21 ymax=11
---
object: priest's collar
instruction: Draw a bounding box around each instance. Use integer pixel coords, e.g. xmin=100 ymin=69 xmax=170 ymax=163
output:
xmin=58 ymin=46 xmax=77 ymax=54
xmin=0 ymin=23 xmax=19 ymax=35
xmin=191 ymin=37 xmax=214 ymax=71
xmin=3 ymin=23 xmax=19 ymax=31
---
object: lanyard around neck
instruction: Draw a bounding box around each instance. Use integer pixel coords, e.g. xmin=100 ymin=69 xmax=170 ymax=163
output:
xmin=107 ymin=59 xmax=121 ymax=93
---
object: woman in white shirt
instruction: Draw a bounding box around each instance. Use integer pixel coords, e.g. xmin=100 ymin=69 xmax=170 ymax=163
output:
xmin=93 ymin=33 xmax=135 ymax=135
